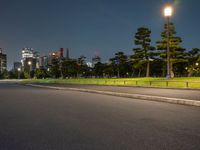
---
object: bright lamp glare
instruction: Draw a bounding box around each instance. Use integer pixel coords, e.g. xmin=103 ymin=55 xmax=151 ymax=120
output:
xmin=164 ymin=6 xmax=173 ymax=17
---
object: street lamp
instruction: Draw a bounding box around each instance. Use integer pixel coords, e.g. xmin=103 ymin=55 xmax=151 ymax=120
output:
xmin=28 ymin=61 xmax=32 ymax=78
xmin=164 ymin=5 xmax=173 ymax=79
xmin=17 ymin=68 xmax=21 ymax=79
xmin=164 ymin=6 xmax=173 ymax=17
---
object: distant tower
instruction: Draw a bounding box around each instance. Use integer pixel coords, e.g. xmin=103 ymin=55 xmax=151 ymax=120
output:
xmin=60 ymin=48 xmax=64 ymax=58
xmin=66 ymin=48 xmax=69 ymax=59
xmin=0 ymin=48 xmax=7 ymax=72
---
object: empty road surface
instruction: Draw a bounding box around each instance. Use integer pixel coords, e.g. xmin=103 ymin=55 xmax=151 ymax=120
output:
xmin=0 ymin=83 xmax=200 ymax=150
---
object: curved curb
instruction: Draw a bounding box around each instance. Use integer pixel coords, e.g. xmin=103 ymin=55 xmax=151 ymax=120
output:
xmin=27 ymin=84 xmax=200 ymax=107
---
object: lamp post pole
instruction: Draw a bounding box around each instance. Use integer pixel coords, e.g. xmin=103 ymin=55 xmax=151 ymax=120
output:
xmin=17 ymin=68 xmax=21 ymax=79
xmin=28 ymin=61 xmax=32 ymax=78
xmin=164 ymin=5 xmax=173 ymax=79
xmin=166 ymin=16 xmax=171 ymax=79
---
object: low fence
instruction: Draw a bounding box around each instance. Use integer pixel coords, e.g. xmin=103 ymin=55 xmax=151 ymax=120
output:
xmin=69 ymin=79 xmax=200 ymax=89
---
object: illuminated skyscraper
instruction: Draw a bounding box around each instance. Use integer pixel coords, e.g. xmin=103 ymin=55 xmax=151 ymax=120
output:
xmin=0 ymin=48 xmax=7 ymax=73
xmin=21 ymin=47 xmax=39 ymax=71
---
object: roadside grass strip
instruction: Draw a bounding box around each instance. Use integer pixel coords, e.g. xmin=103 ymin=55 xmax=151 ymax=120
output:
xmin=21 ymin=77 xmax=200 ymax=89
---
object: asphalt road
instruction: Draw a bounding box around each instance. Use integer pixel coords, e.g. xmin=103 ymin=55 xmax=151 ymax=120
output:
xmin=0 ymin=83 xmax=200 ymax=150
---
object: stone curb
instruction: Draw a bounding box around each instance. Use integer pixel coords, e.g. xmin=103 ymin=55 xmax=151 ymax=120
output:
xmin=27 ymin=84 xmax=200 ymax=107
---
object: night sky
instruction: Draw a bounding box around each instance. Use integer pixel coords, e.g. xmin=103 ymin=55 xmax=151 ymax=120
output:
xmin=0 ymin=0 xmax=200 ymax=69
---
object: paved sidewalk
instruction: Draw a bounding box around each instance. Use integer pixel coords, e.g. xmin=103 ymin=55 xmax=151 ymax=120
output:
xmin=31 ymin=83 xmax=200 ymax=101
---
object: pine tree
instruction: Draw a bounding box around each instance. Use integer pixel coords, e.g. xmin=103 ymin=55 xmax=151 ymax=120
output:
xmin=157 ymin=22 xmax=186 ymax=77
xmin=109 ymin=52 xmax=128 ymax=77
xmin=132 ymin=27 xmax=156 ymax=77
xmin=186 ymin=48 xmax=200 ymax=77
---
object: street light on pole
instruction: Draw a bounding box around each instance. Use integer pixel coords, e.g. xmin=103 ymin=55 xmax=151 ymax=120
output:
xmin=17 ymin=68 xmax=21 ymax=79
xmin=164 ymin=5 xmax=173 ymax=79
xmin=28 ymin=61 xmax=32 ymax=66
xmin=28 ymin=61 xmax=32 ymax=78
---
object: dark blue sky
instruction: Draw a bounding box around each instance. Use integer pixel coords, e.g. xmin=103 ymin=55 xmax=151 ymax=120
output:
xmin=1 ymin=0 xmax=200 ymax=69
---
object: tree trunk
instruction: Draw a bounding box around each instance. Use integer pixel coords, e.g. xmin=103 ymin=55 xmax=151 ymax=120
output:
xmin=146 ymin=60 xmax=150 ymax=77
xmin=117 ymin=69 xmax=120 ymax=78
xmin=162 ymin=65 xmax=165 ymax=77
xmin=187 ymin=69 xmax=193 ymax=77
xmin=170 ymin=60 xmax=174 ymax=78
xmin=138 ymin=69 xmax=141 ymax=77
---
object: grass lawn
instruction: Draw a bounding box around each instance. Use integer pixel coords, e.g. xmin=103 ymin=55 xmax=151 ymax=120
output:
xmin=22 ymin=77 xmax=200 ymax=89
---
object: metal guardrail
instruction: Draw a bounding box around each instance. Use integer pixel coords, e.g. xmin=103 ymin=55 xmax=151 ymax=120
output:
xmin=90 ymin=80 xmax=200 ymax=88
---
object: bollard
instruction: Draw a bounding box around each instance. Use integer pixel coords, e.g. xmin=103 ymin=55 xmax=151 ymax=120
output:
xmin=186 ymin=82 xmax=189 ymax=88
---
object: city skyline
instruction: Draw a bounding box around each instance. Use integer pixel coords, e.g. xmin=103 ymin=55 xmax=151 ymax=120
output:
xmin=1 ymin=0 xmax=200 ymax=69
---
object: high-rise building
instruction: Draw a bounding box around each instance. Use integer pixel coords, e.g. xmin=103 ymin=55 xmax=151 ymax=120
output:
xmin=13 ymin=62 xmax=22 ymax=71
xmin=21 ymin=47 xmax=39 ymax=71
xmin=21 ymin=48 xmax=34 ymax=64
xmin=39 ymin=56 xmax=48 ymax=69
xmin=34 ymin=52 xmax=40 ymax=69
xmin=0 ymin=48 xmax=7 ymax=73
xmin=48 ymin=48 xmax=64 ymax=65
xmin=66 ymin=48 xmax=69 ymax=59
xmin=23 ymin=57 xmax=37 ymax=72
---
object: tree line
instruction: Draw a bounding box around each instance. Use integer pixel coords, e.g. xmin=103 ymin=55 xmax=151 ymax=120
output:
xmin=0 ymin=22 xmax=200 ymax=79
